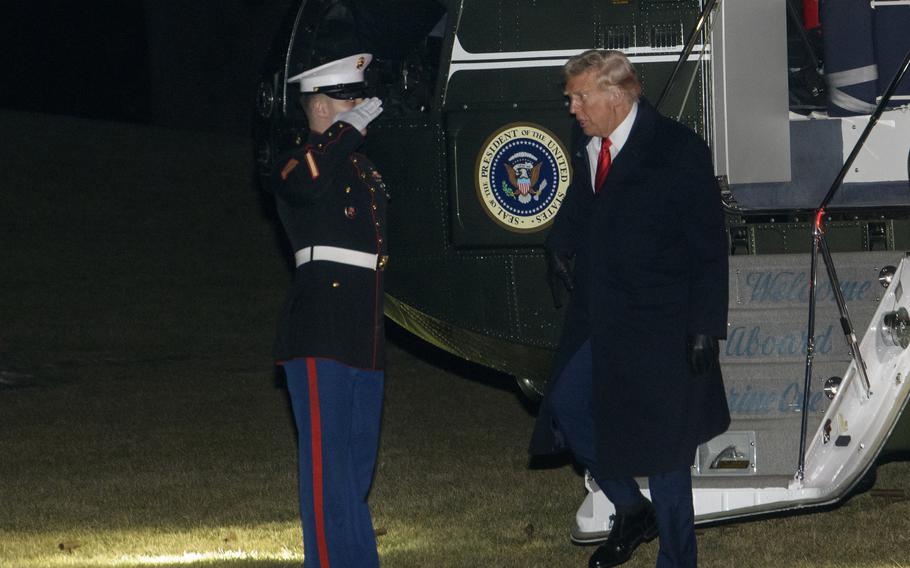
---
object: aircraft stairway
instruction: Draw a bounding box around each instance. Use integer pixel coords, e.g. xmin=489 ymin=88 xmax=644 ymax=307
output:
xmin=573 ymin=250 xmax=910 ymax=539
xmin=688 ymin=475 xmax=792 ymax=490
xmin=712 ymin=251 xmax=899 ymax=480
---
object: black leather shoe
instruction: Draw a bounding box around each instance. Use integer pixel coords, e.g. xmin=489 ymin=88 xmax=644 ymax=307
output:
xmin=588 ymin=501 xmax=659 ymax=568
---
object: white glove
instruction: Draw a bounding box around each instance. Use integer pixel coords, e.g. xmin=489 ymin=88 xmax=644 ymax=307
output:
xmin=334 ymin=97 xmax=383 ymax=132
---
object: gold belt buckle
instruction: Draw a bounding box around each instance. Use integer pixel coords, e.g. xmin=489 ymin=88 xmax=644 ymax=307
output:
xmin=377 ymin=255 xmax=389 ymax=271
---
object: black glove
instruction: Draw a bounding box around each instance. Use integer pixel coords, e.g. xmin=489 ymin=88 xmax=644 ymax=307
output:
xmin=688 ymin=334 xmax=718 ymax=375
xmin=546 ymin=249 xmax=574 ymax=309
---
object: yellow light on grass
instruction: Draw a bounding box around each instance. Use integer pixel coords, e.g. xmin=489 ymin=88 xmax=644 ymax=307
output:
xmin=109 ymin=548 xmax=302 ymax=565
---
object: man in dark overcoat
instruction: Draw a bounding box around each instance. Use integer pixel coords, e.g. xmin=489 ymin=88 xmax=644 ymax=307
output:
xmin=529 ymin=49 xmax=730 ymax=568
xmin=268 ymin=52 xmax=388 ymax=568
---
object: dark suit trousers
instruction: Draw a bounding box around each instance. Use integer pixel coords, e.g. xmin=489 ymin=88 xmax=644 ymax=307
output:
xmin=548 ymin=341 xmax=697 ymax=568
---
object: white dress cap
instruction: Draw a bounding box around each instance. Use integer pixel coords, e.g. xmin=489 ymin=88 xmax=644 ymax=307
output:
xmin=287 ymin=53 xmax=373 ymax=94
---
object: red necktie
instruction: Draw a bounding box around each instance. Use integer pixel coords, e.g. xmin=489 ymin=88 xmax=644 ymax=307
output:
xmin=594 ymin=138 xmax=612 ymax=193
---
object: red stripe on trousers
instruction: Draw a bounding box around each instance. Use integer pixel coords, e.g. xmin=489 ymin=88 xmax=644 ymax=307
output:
xmin=307 ymin=357 xmax=330 ymax=568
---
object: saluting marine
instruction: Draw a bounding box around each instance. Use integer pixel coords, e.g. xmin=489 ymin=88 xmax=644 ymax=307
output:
xmin=268 ymin=52 xmax=387 ymax=568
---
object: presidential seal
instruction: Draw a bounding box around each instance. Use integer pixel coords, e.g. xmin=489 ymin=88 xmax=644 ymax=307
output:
xmin=475 ymin=123 xmax=571 ymax=232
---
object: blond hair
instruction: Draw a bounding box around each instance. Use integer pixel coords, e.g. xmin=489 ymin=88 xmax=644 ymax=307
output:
xmin=564 ymin=49 xmax=642 ymax=103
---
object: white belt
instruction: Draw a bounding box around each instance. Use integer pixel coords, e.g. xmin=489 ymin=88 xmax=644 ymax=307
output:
xmin=294 ymin=245 xmax=379 ymax=270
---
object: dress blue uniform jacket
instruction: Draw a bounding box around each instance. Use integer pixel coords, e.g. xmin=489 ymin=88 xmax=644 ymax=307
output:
xmin=270 ymin=120 xmax=389 ymax=370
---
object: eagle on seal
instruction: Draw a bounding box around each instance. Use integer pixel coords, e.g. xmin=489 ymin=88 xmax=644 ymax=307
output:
xmin=506 ymin=162 xmax=542 ymax=204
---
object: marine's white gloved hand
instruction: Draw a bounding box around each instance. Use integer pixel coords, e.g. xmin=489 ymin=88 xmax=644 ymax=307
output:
xmin=334 ymin=97 xmax=383 ymax=132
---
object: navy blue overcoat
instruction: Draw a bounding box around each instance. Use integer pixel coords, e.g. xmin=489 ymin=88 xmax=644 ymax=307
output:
xmin=529 ymin=99 xmax=731 ymax=478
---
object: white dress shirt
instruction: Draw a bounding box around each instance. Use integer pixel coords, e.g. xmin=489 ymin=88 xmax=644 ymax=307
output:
xmin=586 ymin=101 xmax=638 ymax=191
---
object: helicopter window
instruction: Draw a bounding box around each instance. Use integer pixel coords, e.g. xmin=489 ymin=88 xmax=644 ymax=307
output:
xmin=285 ymin=0 xmax=447 ymax=119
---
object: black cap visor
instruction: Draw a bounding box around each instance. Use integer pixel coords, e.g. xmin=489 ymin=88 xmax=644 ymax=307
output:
xmin=313 ymin=81 xmax=369 ymax=100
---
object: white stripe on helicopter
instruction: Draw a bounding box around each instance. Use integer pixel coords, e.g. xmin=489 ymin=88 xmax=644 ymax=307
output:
xmin=447 ymin=35 xmax=710 ymax=80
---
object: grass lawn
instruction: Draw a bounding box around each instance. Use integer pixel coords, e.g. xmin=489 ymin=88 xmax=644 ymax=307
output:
xmin=1 ymin=113 xmax=908 ymax=567
xmin=2 ymin=331 xmax=909 ymax=568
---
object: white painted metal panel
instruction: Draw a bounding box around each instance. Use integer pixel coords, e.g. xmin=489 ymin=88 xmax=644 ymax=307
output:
xmin=710 ymin=0 xmax=791 ymax=184
xmin=841 ymin=109 xmax=910 ymax=183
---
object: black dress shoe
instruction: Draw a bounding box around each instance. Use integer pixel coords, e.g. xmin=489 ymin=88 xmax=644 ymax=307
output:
xmin=588 ymin=501 xmax=659 ymax=568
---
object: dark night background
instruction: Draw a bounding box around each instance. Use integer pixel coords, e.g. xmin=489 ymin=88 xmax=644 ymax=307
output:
xmin=0 ymin=1 xmax=292 ymax=135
